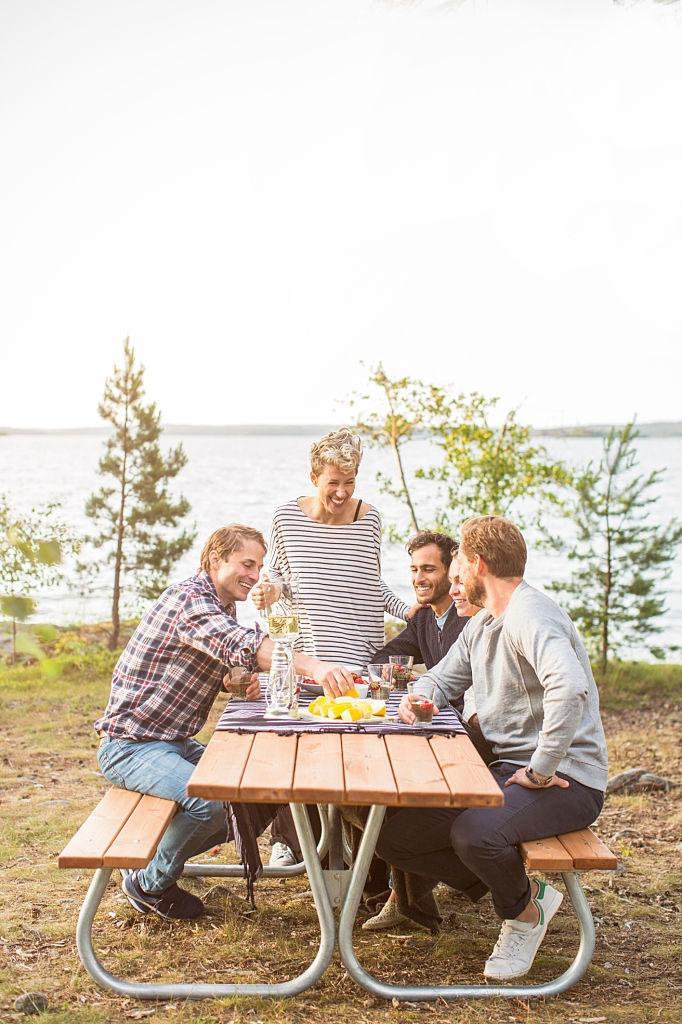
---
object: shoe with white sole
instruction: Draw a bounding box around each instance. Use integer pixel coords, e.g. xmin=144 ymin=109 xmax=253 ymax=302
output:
xmin=484 ymin=880 xmax=563 ymax=980
xmin=362 ymin=899 xmax=410 ymax=931
xmin=268 ymin=841 xmax=297 ymax=868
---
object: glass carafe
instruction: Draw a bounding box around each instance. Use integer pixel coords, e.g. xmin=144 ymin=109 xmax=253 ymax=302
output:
xmin=264 ymin=574 xmax=301 ymax=716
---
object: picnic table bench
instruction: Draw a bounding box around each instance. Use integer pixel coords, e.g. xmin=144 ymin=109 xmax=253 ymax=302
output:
xmin=59 ymin=723 xmax=617 ymax=1003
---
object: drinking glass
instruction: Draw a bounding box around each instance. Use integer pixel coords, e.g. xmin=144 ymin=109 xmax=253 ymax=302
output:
xmin=367 ymin=662 xmax=393 ymax=701
xmin=389 ymin=655 xmax=414 ymax=691
xmin=226 ymin=666 xmax=251 ymax=701
xmin=408 ymin=680 xmax=436 ymax=725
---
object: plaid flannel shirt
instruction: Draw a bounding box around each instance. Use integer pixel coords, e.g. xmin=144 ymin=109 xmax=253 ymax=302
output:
xmin=95 ymin=572 xmax=265 ymax=741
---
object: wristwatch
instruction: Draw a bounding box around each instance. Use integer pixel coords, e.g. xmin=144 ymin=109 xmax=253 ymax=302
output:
xmin=524 ymin=766 xmax=553 ymax=787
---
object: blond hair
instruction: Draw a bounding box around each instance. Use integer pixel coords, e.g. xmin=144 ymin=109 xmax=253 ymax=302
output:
xmin=459 ymin=516 xmax=527 ymax=579
xmin=199 ymin=525 xmax=266 ymax=571
xmin=310 ymin=427 xmax=363 ymax=478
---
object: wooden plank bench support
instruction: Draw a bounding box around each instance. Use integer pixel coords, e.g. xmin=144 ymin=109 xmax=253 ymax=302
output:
xmin=521 ymin=828 xmax=617 ymax=872
xmin=58 ymin=788 xmax=176 ymax=870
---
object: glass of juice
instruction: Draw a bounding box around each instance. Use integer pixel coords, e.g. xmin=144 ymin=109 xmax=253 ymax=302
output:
xmin=226 ymin=666 xmax=251 ymax=701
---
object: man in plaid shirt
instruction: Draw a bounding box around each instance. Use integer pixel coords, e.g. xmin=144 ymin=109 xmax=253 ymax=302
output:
xmin=96 ymin=524 xmax=353 ymax=920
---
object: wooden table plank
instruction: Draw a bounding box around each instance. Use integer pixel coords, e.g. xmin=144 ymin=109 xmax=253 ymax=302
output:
xmin=341 ymin=734 xmax=398 ymax=805
xmin=558 ymin=828 xmax=618 ymax=870
xmin=186 ymin=732 xmax=254 ymax=800
xmin=58 ymin=788 xmax=142 ymax=868
xmin=239 ymin=732 xmax=298 ymax=802
xmin=384 ymin=734 xmax=451 ymax=806
xmin=293 ymin=733 xmax=345 ymax=803
xmin=103 ymin=795 xmax=177 ymax=868
xmin=520 ymin=835 xmax=574 ymax=870
xmin=429 ymin=735 xmax=503 ymax=807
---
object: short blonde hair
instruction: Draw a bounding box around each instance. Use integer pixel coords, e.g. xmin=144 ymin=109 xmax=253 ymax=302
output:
xmin=199 ymin=525 xmax=266 ymax=571
xmin=310 ymin=427 xmax=363 ymax=478
xmin=459 ymin=516 xmax=527 ymax=579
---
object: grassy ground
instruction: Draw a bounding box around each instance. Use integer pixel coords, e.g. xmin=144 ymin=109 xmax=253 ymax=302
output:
xmin=1 ymin=652 xmax=680 ymax=1024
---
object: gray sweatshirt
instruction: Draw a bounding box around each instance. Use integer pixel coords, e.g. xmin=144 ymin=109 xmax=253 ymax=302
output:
xmin=418 ymin=581 xmax=608 ymax=792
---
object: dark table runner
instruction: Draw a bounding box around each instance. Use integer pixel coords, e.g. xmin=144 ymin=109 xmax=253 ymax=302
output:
xmin=216 ymin=692 xmax=466 ymax=735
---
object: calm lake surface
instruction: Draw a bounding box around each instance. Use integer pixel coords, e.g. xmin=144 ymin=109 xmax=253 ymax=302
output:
xmin=1 ymin=431 xmax=680 ymax=657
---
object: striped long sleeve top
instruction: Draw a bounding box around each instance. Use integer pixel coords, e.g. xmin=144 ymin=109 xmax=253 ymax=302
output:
xmin=267 ymin=499 xmax=410 ymax=667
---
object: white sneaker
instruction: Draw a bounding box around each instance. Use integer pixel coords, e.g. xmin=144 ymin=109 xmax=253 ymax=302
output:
xmin=269 ymin=841 xmax=297 ymax=867
xmin=484 ymin=880 xmax=563 ymax=980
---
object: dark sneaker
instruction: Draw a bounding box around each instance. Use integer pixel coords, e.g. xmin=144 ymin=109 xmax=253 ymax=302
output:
xmin=122 ymin=871 xmax=205 ymax=920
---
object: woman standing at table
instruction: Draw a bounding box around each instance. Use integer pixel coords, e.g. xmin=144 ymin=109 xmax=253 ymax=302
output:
xmin=252 ymin=426 xmax=413 ymax=865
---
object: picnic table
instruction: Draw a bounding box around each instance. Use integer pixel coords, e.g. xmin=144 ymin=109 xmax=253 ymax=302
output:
xmin=62 ymin=694 xmax=614 ymax=1002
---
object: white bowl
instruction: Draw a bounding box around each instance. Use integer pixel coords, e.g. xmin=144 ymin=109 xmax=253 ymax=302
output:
xmin=354 ymin=682 xmax=369 ymax=698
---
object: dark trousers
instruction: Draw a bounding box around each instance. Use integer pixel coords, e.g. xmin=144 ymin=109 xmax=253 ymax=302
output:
xmin=376 ymin=762 xmax=604 ymax=920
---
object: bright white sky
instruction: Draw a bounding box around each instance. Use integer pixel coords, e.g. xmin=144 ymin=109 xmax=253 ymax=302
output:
xmin=2 ymin=0 xmax=681 ymax=430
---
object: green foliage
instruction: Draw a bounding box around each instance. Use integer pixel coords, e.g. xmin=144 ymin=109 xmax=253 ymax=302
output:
xmin=85 ymin=338 xmax=196 ymax=647
xmin=352 ymin=364 xmax=570 ymax=541
xmin=545 ymin=421 xmax=682 ymax=670
xmin=0 ymin=495 xmax=78 ymax=664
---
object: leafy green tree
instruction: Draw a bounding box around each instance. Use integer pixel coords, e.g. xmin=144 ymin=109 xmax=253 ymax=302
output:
xmin=0 ymin=496 xmax=75 ymax=664
xmin=85 ymin=338 xmax=196 ymax=649
xmin=352 ymin=365 xmax=570 ymax=540
xmin=545 ymin=421 xmax=682 ymax=671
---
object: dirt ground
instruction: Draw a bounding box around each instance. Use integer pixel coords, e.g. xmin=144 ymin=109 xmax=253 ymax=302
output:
xmin=0 ymin=669 xmax=680 ymax=1024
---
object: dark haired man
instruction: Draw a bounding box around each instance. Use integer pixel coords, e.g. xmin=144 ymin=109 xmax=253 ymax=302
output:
xmin=95 ymin=525 xmax=354 ymax=921
xmin=370 ymin=530 xmax=467 ymax=674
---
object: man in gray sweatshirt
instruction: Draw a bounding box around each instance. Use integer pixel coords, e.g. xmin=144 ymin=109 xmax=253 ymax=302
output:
xmin=376 ymin=515 xmax=608 ymax=981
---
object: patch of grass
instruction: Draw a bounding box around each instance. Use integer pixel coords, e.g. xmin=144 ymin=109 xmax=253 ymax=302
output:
xmin=594 ymin=659 xmax=682 ymax=710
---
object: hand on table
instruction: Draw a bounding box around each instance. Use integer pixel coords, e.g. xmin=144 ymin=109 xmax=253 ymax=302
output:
xmin=504 ymin=767 xmax=569 ymax=790
xmin=397 ymin=693 xmax=440 ymax=725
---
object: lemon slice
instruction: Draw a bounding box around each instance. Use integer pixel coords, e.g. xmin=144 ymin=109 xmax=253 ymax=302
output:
xmin=341 ymin=706 xmax=363 ymax=722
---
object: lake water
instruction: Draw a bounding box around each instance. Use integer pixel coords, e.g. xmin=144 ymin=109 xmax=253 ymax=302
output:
xmin=1 ymin=431 xmax=680 ymax=657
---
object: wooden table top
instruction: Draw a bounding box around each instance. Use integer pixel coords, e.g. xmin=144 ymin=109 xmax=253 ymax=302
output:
xmin=188 ymin=730 xmax=503 ymax=809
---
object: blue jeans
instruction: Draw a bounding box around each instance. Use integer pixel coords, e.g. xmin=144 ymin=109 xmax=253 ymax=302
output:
xmin=97 ymin=736 xmax=228 ymax=894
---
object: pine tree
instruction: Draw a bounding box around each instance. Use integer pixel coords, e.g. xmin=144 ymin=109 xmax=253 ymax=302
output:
xmin=85 ymin=338 xmax=196 ymax=648
xmin=546 ymin=421 xmax=682 ymax=671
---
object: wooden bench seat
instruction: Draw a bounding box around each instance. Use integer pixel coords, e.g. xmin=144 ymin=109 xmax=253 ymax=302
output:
xmin=58 ymin=788 xmax=176 ymax=869
xmin=521 ymin=828 xmax=617 ymax=871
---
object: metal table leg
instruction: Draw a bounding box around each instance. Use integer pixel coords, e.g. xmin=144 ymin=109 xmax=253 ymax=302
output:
xmin=76 ymin=806 xmax=335 ymax=1000
xmin=337 ymin=805 xmax=596 ymax=1001
xmin=183 ymin=802 xmax=330 ymax=880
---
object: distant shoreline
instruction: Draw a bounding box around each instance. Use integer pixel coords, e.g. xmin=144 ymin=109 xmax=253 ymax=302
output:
xmin=1 ymin=421 xmax=682 ymax=438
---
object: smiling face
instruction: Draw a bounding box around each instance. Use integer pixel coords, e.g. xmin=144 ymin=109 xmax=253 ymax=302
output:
xmin=311 ymin=463 xmax=357 ymax=518
xmin=208 ymin=540 xmax=265 ymax=606
xmin=410 ymin=543 xmax=452 ymax=611
xmin=451 ymin=553 xmax=486 ymax=612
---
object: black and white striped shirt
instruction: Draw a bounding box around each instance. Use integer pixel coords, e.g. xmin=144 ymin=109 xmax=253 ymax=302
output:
xmin=267 ymin=499 xmax=409 ymax=667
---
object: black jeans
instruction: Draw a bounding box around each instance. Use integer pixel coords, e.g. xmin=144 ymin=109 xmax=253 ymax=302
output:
xmin=376 ymin=762 xmax=604 ymax=920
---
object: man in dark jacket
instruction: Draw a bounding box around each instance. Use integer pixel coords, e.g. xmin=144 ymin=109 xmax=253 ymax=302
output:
xmin=371 ymin=531 xmax=467 ymax=680
xmin=358 ymin=532 xmax=474 ymax=931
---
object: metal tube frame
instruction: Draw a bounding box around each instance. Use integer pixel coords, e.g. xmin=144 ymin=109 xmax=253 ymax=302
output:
xmin=73 ymin=800 xmax=597 ymax=1002
xmin=75 ymin=804 xmax=335 ymax=1000
xmin=336 ymin=804 xmax=597 ymax=1001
